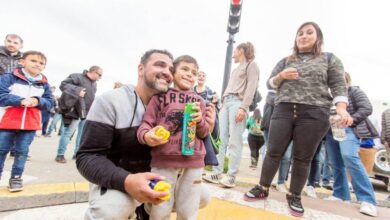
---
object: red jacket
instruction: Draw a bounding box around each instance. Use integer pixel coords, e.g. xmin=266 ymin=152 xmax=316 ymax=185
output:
xmin=0 ymin=68 xmax=54 ymax=130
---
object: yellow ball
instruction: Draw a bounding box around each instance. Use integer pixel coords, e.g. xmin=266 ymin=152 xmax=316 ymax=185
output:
xmin=155 ymin=127 xmax=170 ymax=141
xmin=154 ymin=181 xmax=172 ymax=201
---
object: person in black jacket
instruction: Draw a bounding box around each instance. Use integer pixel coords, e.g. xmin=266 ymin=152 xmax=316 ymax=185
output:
xmin=54 ymin=66 xmax=102 ymax=163
xmin=0 ymin=34 xmax=23 ymax=75
xmin=324 ymin=72 xmax=378 ymax=217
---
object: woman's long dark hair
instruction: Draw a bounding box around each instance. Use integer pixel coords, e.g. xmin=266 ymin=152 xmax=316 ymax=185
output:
xmin=252 ymin=109 xmax=261 ymax=122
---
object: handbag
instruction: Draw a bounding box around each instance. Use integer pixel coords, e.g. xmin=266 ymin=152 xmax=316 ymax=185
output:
xmin=210 ymin=133 xmax=222 ymax=154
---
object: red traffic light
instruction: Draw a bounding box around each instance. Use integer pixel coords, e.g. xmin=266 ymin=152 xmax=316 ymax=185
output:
xmin=232 ymin=0 xmax=242 ymax=5
xmin=227 ymin=0 xmax=243 ymax=34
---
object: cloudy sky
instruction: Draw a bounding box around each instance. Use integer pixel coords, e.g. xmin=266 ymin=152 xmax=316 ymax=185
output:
xmin=1 ymin=0 xmax=390 ymax=108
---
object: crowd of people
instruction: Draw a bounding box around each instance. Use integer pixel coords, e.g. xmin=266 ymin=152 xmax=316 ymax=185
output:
xmin=0 ymin=20 xmax=389 ymax=219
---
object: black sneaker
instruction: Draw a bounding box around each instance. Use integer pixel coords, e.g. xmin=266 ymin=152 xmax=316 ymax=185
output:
xmin=9 ymin=176 xmax=23 ymax=192
xmin=243 ymin=184 xmax=269 ymax=202
xmin=286 ymin=194 xmax=304 ymax=217
xmin=55 ymin=155 xmax=67 ymax=163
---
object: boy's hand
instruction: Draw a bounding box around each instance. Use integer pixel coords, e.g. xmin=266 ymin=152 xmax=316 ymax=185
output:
xmin=144 ymin=126 xmax=169 ymax=147
xmin=191 ymin=102 xmax=203 ymax=124
xmin=28 ymin=97 xmax=39 ymax=107
xmin=21 ymin=99 xmax=32 ymax=107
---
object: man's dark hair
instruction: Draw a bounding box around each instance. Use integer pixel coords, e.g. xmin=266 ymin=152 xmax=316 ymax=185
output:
xmin=5 ymin=34 xmax=23 ymax=44
xmin=140 ymin=49 xmax=173 ymax=65
xmin=89 ymin=65 xmax=102 ymax=72
xmin=22 ymin=50 xmax=47 ymax=63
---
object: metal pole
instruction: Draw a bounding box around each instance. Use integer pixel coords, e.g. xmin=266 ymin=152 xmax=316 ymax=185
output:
xmin=221 ymin=33 xmax=235 ymax=97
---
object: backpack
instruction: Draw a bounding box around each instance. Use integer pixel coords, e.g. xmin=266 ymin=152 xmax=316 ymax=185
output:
xmin=250 ymin=119 xmax=263 ymax=136
xmin=245 ymin=61 xmax=262 ymax=112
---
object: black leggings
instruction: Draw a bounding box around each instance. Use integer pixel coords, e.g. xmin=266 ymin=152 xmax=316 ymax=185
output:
xmin=259 ymin=103 xmax=329 ymax=195
xmin=247 ymin=133 xmax=265 ymax=159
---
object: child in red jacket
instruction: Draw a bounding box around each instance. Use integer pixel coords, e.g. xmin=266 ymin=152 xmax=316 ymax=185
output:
xmin=0 ymin=51 xmax=54 ymax=192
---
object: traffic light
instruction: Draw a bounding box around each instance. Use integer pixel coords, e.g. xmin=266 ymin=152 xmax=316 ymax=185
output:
xmin=227 ymin=0 xmax=243 ymax=34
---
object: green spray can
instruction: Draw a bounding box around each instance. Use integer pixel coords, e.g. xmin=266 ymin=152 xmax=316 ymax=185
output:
xmin=181 ymin=103 xmax=196 ymax=155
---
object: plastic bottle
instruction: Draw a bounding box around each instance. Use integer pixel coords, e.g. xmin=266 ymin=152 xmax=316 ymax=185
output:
xmin=149 ymin=180 xmax=171 ymax=201
xmin=181 ymin=103 xmax=196 ymax=155
xmin=329 ymin=106 xmax=346 ymax=141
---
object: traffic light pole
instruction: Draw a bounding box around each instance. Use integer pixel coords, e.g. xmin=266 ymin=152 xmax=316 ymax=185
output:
xmin=221 ymin=33 xmax=235 ymax=96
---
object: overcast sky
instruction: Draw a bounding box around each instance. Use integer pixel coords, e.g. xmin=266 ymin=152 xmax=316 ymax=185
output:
xmin=1 ymin=0 xmax=390 ymax=108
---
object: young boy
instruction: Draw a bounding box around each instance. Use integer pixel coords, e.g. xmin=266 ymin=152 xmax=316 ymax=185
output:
xmin=0 ymin=50 xmax=54 ymax=192
xmin=137 ymin=55 xmax=209 ymax=219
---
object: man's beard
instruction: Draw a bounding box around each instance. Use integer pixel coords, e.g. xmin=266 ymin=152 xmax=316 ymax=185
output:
xmin=144 ymin=72 xmax=169 ymax=93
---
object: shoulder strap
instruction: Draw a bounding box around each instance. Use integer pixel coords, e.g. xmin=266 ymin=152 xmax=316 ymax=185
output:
xmin=245 ymin=60 xmax=253 ymax=75
xmin=325 ymin=52 xmax=333 ymax=64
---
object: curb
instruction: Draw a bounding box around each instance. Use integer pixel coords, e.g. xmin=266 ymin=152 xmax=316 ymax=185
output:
xmin=0 ymin=182 xmax=89 ymax=212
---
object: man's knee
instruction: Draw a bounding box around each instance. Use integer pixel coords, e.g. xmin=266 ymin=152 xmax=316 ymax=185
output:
xmin=86 ymin=185 xmax=140 ymax=219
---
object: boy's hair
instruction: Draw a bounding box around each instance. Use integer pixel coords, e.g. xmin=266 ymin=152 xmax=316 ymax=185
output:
xmin=5 ymin=34 xmax=23 ymax=44
xmin=172 ymin=55 xmax=199 ymax=74
xmin=22 ymin=51 xmax=47 ymax=64
xmin=140 ymin=49 xmax=173 ymax=65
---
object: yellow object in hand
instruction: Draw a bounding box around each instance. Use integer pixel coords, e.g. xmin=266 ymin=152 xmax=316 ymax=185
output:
xmin=155 ymin=127 xmax=170 ymax=141
xmin=151 ymin=180 xmax=172 ymax=201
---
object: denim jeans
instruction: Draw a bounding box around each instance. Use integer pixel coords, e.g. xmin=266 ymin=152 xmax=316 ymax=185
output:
xmin=321 ymin=144 xmax=333 ymax=184
xmin=56 ymin=119 xmax=86 ymax=156
xmin=277 ymin=142 xmax=292 ymax=184
xmin=213 ymin=95 xmax=246 ymax=176
xmin=307 ymin=141 xmax=325 ymax=187
xmin=325 ymin=128 xmax=376 ymax=205
xmin=41 ymin=110 xmax=51 ymax=135
xmin=260 ymin=103 xmax=330 ymax=195
xmin=0 ymin=130 xmax=36 ymax=178
xmin=47 ymin=112 xmax=62 ymax=135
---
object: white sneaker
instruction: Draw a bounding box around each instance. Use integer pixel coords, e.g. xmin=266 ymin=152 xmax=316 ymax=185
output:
xmin=202 ymin=173 xmax=222 ymax=184
xmin=360 ymin=202 xmax=378 ymax=217
xmin=305 ymin=185 xmax=317 ymax=199
xmin=275 ymin=183 xmax=288 ymax=193
xmin=219 ymin=175 xmax=236 ymax=188
xmin=324 ymin=196 xmax=342 ymax=201
xmin=324 ymin=196 xmax=350 ymax=203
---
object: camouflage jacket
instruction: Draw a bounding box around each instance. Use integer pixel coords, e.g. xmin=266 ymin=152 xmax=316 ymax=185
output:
xmin=267 ymin=53 xmax=347 ymax=108
xmin=0 ymin=46 xmax=22 ymax=75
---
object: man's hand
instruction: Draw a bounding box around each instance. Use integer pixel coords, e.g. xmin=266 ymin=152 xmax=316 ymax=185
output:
xmin=124 ymin=172 xmax=168 ymax=205
xmin=144 ymin=126 xmax=169 ymax=147
xmin=205 ymin=102 xmax=216 ymax=131
xmin=235 ymin=108 xmax=246 ymax=123
xmin=79 ymin=88 xmax=86 ymax=97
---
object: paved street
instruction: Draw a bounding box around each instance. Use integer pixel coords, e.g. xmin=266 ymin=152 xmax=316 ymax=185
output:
xmin=0 ymin=134 xmax=390 ymax=219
